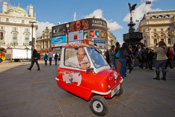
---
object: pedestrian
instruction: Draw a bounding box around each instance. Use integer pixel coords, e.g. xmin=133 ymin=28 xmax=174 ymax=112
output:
xmin=127 ymin=45 xmax=134 ymax=73
xmin=153 ymin=41 xmax=168 ymax=81
xmin=27 ymin=46 xmax=40 ymax=71
xmin=48 ymin=50 xmax=53 ymax=66
xmin=54 ymin=53 xmax=58 ymax=65
xmin=147 ymin=49 xmax=154 ymax=70
xmin=109 ymin=45 xmax=117 ymax=69
xmin=115 ymin=42 xmax=121 ymax=71
xmin=44 ymin=53 xmax=48 ymax=65
xmin=166 ymin=47 xmax=173 ymax=69
xmin=119 ymin=43 xmax=131 ymax=78
xmin=137 ymin=48 xmax=143 ymax=68
xmin=104 ymin=49 xmax=110 ymax=64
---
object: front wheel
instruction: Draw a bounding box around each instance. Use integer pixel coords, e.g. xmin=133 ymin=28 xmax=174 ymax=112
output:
xmin=115 ymin=85 xmax=123 ymax=96
xmin=89 ymin=96 xmax=108 ymax=116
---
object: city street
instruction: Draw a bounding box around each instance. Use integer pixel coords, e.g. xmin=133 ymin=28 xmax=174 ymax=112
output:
xmin=0 ymin=61 xmax=175 ymax=117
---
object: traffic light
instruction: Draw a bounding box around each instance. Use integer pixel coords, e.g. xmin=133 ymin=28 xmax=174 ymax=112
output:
xmin=29 ymin=41 xmax=32 ymax=45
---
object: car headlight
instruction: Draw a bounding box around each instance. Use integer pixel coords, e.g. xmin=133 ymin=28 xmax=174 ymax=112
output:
xmin=114 ymin=71 xmax=118 ymax=79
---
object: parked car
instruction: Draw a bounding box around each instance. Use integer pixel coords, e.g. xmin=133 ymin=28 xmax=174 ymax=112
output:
xmin=55 ymin=43 xmax=123 ymax=116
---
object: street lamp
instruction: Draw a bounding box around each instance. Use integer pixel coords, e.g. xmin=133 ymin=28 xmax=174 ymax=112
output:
xmin=66 ymin=23 xmax=69 ymax=44
xmin=29 ymin=21 xmax=36 ymax=62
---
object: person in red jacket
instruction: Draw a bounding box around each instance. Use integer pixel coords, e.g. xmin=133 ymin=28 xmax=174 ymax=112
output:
xmin=166 ymin=47 xmax=174 ymax=69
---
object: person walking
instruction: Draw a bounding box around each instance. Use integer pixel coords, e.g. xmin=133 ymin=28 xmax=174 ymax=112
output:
xmin=48 ymin=50 xmax=53 ymax=66
xmin=109 ymin=45 xmax=117 ymax=69
xmin=104 ymin=49 xmax=110 ymax=64
xmin=119 ymin=43 xmax=131 ymax=78
xmin=147 ymin=49 xmax=154 ymax=70
xmin=44 ymin=53 xmax=48 ymax=65
xmin=115 ymin=42 xmax=121 ymax=72
xmin=27 ymin=46 xmax=40 ymax=71
xmin=153 ymin=41 xmax=168 ymax=81
xmin=166 ymin=47 xmax=173 ymax=69
xmin=54 ymin=53 xmax=58 ymax=65
xmin=127 ymin=45 xmax=134 ymax=73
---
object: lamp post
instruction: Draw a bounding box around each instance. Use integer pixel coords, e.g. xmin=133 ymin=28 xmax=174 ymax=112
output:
xmin=66 ymin=23 xmax=69 ymax=44
xmin=29 ymin=21 xmax=36 ymax=63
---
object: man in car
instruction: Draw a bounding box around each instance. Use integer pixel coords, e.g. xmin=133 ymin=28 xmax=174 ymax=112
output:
xmin=65 ymin=48 xmax=90 ymax=69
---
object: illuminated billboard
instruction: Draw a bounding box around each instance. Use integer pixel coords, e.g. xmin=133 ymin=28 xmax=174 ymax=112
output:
xmin=68 ymin=30 xmax=84 ymax=42
xmin=52 ymin=18 xmax=107 ymax=48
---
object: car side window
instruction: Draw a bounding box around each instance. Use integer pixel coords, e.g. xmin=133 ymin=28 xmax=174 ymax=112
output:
xmin=64 ymin=47 xmax=90 ymax=69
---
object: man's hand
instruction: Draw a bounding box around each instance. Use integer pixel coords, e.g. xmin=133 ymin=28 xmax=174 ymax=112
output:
xmin=80 ymin=63 xmax=90 ymax=69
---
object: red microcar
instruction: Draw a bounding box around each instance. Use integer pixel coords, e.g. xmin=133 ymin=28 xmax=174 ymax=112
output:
xmin=55 ymin=43 xmax=123 ymax=116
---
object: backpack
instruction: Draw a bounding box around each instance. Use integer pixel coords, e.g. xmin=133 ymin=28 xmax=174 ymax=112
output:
xmin=37 ymin=53 xmax=40 ymax=59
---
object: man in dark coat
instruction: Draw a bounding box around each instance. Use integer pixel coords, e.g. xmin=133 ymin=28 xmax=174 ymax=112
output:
xmin=27 ymin=46 xmax=40 ymax=71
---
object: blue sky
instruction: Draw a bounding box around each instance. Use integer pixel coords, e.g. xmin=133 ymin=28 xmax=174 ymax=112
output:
xmin=0 ymin=0 xmax=175 ymax=43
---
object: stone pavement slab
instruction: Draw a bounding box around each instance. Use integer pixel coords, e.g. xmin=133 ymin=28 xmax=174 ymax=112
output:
xmin=0 ymin=61 xmax=175 ymax=117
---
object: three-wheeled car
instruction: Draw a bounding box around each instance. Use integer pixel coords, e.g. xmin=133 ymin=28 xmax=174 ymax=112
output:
xmin=55 ymin=43 xmax=123 ymax=116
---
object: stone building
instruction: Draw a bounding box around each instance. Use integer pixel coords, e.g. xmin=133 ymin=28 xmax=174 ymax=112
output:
xmin=36 ymin=26 xmax=52 ymax=53
xmin=137 ymin=10 xmax=175 ymax=49
xmin=0 ymin=2 xmax=37 ymax=51
xmin=107 ymin=28 xmax=118 ymax=49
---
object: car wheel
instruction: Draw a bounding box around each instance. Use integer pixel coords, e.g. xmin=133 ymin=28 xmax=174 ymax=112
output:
xmin=115 ymin=85 xmax=123 ymax=96
xmin=0 ymin=58 xmax=2 ymax=63
xmin=89 ymin=96 xmax=108 ymax=116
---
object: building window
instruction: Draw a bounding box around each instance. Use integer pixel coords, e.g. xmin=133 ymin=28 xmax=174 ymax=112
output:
xmin=0 ymin=26 xmax=3 ymax=30
xmin=144 ymin=40 xmax=147 ymax=46
xmin=22 ymin=20 xmax=24 ymax=24
xmin=158 ymin=15 xmax=163 ymax=18
xmin=168 ymin=39 xmax=171 ymax=44
xmin=165 ymin=15 xmax=169 ymax=18
xmin=0 ymin=32 xmax=3 ymax=40
xmin=154 ymin=35 xmax=157 ymax=37
xmin=6 ymin=18 xmax=9 ymax=22
xmin=154 ymin=39 xmax=157 ymax=44
xmin=12 ymin=33 xmax=17 ymax=43
xmin=25 ymin=28 xmax=29 ymax=32
xmin=24 ymin=34 xmax=29 ymax=45
xmin=12 ymin=27 xmax=17 ymax=31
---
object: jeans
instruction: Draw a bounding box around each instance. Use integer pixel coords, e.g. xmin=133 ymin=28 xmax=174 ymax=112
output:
xmin=110 ymin=59 xmax=117 ymax=70
xmin=45 ymin=60 xmax=47 ymax=65
xmin=155 ymin=60 xmax=167 ymax=72
xmin=55 ymin=60 xmax=57 ymax=65
xmin=49 ymin=58 xmax=52 ymax=65
xmin=119 ymin=58 xmax=127 ymax=77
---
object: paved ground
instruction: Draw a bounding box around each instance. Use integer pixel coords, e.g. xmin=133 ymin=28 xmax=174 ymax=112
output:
xmin=0 ymin=60 xmax=175 ymax=117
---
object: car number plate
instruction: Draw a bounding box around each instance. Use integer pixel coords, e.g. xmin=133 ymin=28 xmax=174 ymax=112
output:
xmin=111 ymin=85 xmax=120 ymax=97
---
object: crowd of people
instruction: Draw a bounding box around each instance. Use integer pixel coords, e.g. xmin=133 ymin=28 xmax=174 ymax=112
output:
xmin=104 ymin=41 xmax=175 ymax=81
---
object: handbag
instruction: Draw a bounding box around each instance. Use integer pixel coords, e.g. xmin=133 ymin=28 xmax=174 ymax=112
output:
xmin=116 ymin=51 xmax=120 ymax=58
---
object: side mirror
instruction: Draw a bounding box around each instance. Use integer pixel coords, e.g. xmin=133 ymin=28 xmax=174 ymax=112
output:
xmin=86 ymin=68 xmax=94 ymax=73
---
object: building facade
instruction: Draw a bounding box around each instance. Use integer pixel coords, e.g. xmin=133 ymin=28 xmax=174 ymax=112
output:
xmin=0 ymin=2 xmax=37 ymax=51
xmin=137 ymin=10 xmax=175 ymax=49
xmin=107 ymin=28 xmax=118 ymax=49
xmin=36 ymin=26 xmax=52 ymax=53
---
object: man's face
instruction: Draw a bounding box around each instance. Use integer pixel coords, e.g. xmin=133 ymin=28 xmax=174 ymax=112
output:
xmin=77 ymin=48 xmax=85 ymax=61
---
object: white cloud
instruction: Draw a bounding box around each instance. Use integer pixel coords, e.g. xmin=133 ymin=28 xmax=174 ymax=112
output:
xmin=85 ymin=9 xmax=123 ymax=31
xmin=123 ymin=0 xmax=161 ymax=23
xmin=36 ymin=21 xmax=54 ymax=37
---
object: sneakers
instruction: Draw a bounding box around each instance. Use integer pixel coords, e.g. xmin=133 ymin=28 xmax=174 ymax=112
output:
xmin=27 ymin=68 xmax=31 ymax=71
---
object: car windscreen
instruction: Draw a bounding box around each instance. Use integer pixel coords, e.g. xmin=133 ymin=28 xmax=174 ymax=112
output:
xmin=87 ymin=47 xmax=108 ymax=68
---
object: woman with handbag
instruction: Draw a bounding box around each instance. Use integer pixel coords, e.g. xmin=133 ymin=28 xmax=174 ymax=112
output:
xmin=119 ymin=43 xmax=131 ymax=78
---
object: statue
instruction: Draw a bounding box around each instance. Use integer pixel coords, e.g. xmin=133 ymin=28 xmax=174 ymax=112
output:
xmin=128 ymin=3 xmax=137 ymax=23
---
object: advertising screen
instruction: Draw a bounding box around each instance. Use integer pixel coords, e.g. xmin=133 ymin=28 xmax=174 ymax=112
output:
xmin=52 ymin=36 xmax=66 ymax=44
xmin=68 ymin=30 xmax=84 ymax=42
